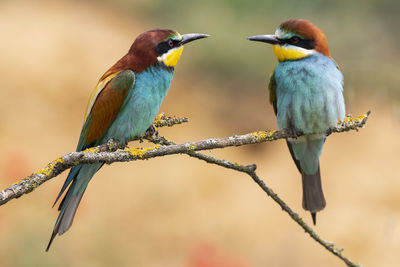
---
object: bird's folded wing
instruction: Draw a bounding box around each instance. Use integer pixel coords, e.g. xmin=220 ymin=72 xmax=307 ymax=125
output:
xmin=76 ymin=70 xmax=136 ymax=151
xmin=268 ymin=71 xmax=278 ymax=115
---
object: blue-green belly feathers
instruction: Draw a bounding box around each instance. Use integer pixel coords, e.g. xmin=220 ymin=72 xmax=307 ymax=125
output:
xmin=274 ymin=53 xmax=345 ymax=134
xmin=274 ymin=53 xmax=345 ymax=175
xmin=103 ymin=66 xmax=173 ymax=143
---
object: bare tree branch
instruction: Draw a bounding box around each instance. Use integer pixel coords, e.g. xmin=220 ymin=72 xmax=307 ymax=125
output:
xmin=0 ymin=111 xmax=370 ymax=206
xmin=0 ymin=114 xmax=188 ymax=206
xmin=0 ymin=111 xmax=370 ymax=267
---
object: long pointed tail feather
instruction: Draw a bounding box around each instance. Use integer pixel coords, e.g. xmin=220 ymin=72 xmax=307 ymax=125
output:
xmin=311 ymin=212 xmax=317 ymax=225
xmin=287 ymin=137 xmax=326 ymax=224
xmin=46 ymin=191 xmax=84 ymax=251
xmin=46 ymin=181 xmax=85 ymax=251
xmin=46 ymin=163 xmax=101 ymax=251
xmin=52 ymin=165 xmax=82 ymax=208
xmin=302 ymin=166 xmax=326 ymax=224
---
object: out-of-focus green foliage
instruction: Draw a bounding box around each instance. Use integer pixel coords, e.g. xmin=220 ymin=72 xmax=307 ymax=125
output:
xmin=96 ymin=0 xmax=400 ymax=100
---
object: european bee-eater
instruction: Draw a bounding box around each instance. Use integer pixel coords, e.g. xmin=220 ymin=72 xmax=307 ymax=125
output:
xmin=46 ymin=29 xmax=209 ymax=250
xmin=248 ymin=19 xmax=345 ymax=224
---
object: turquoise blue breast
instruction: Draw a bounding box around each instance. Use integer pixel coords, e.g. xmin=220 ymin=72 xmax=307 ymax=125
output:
xmin=103 ymin=65 xmax=174 ymax=142
xmin=274 ymin=53 xmax=345 ymax=134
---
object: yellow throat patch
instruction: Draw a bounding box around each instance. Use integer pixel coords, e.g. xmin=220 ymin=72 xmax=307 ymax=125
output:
xmin=160 ymin=46 xmax=184 ymax=67
xmin=272 ymin=45 xmax=311 ymax=61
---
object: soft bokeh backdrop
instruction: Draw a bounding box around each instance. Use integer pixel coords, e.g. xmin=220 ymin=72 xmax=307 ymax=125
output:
xmin=0 ymin=0 xmax=399 ymax=266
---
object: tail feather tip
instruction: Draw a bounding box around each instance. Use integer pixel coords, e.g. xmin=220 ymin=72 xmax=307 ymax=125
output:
xmin=45 ymin=231 xmax=57 ymax=252
xmin=311 ymin=212 xmax=317 ymax=225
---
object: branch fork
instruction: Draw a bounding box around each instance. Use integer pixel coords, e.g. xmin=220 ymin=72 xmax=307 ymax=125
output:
xmin=0 ymin=111 xmax=370 ymax=267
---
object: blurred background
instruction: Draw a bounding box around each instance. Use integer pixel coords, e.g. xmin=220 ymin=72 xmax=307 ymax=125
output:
xmin=0 ymin=0 xmax=399 ymax=266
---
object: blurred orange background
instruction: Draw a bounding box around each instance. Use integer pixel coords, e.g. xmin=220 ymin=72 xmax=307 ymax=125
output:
xmin=0 ymin=0 xmax=399 ymax=266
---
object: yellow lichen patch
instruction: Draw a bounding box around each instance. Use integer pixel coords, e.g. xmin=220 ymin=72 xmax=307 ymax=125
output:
xmin=340 ymin=113 xmax=368 ymax=125
xmin=36 ymin=157 xmax=64 ymax=176
xmin=355 ymin=113 xmax=368 ymax=121
xmin=188 ymin=144 xmax=197 ymax=150
xmin=83 ymin=147 xmax=100 ymax=153
xmin=266 ymin=130 xmax=277 ymax=137
xmin=125 ymin=145 xmax=161 ymax=158
xmin=153 ymin=113 xmax=165 ymax=125
xmin=251 ymin=131 xmax=267 ymax=139
xmin=251 ymin=130 xmax=276 ymax=141
xmin=342 ymin=116 xmax=355 ymax=124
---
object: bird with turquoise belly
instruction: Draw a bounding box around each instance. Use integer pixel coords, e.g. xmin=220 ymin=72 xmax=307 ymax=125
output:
xmin=248 ymin=19 xmax=346 ymax=224
xmin=46 ymin=29 xmax=209 ymax=251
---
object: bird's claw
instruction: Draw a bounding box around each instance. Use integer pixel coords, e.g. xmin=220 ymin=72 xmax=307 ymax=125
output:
xmin=145 ymin=125 xmax=159 ymax=138
xmin=106 ymin=139 xmax=127 ymax=150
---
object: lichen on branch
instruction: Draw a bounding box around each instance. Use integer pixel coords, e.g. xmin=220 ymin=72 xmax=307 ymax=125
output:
xmin=0 ymin=111 xmax=370 ymax=206
xmin=0 ymin=112 xmax=369 ymax=267
xmin=0 ymin=114 xmax=188 ymax=206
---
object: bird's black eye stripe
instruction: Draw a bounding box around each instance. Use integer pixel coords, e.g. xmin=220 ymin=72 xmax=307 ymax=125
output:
xmin=155 ymin=40 xmax=181 ymax=55
xmin=155 ymin=42 xmax=170 ymax=55
xmin=280 ymin=37 xmax=315 ymax=50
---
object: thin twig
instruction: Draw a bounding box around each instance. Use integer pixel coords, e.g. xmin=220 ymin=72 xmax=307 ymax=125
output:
xmin=147 ymin=136 xmax=362 ymax=267
xmin=152 ymin=113 xmax=189 ymax=128
xmin=245 ymin=170 xmax=362 ymax=267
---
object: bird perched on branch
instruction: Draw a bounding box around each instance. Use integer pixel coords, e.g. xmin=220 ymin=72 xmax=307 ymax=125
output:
xmin=46 ymin=29 xmax=209 ymax=250
xmin=248 ymin=19 xmax=345 ymax=224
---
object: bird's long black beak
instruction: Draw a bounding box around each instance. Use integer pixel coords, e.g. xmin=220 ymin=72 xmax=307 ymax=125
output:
xmin=247 ymin=34 xmax=280 ymax=45
xmin=180 ymin=33 xmax=210 ymax=45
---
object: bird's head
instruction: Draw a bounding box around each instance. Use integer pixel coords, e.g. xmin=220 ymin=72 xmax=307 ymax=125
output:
xmin=128 ymin=29 xmax=209 ymax=70
xmin=248 ymin=19 xmax=330 ymax=62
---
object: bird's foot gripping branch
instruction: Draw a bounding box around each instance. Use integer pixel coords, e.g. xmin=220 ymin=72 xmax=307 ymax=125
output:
xmin=0 ymin=111 xmax=370 ymax=267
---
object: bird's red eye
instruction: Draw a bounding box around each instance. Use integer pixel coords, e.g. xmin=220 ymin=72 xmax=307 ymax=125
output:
xmin=168 ymin=40 xmax=174 ymax=47
xmin=290 ymin=36 xmax=300 ymax=44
